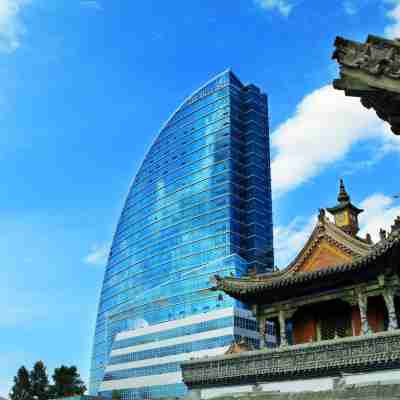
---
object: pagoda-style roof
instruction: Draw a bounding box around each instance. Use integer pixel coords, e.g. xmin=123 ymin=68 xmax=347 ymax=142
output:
xmin=286 ymin=212 xmax=371 ymax=274
xmin=326 ymin=178 xmax=364 ymax=215
xmin=332 ymin=34 xmax=400 ymax=135
xmin=214 ymin=219 xmax=400 ymax=303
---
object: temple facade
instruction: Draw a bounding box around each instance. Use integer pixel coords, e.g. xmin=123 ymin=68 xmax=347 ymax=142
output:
xmin=181 ymin=181 xmax=400 ymax=398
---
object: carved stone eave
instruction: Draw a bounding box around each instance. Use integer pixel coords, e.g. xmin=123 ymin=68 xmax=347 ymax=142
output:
xmin=332 ymin=35 xmax=400 ymax=135
xmin=181 ymin=330 xmax=400 ymax=388
xmin=334 ymin=67 xmax=400 ymax=95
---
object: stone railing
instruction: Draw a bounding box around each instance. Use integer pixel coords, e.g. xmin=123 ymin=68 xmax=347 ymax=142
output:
xmin=181 ymin=331 xmax=400 ymax=388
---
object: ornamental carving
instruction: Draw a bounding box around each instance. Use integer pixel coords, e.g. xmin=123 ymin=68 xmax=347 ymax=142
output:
xmin=182 ymin=331 xmax=400 ymax=387
xmin=332 ymin=35 xmax=400 ymax=135
xmin=333 ymin=36 xmax=400 ymax=79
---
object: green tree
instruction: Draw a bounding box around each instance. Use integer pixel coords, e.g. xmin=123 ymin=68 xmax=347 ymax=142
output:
xmin=10 ymin=366 xmax=32 ymax=400
xmin=111 ymin=390 xmax=121 ymax=400
xmin=51 ymin=366 xmax=86 ymax=398
xmin=30 ymin=361 xmax=49 ymax=400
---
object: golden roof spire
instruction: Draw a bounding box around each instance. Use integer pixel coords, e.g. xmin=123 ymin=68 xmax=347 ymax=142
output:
xmin=338 ymin=179 xmax=350 ymax=203
xmin=327 ymin=179 xmax=363 ymax=236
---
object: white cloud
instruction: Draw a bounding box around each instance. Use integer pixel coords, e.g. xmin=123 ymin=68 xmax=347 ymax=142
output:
xmin=254 ymin=0 xmax=293 ymax=16
xmin=270 ymin=85 xmax=392 ymax=198
xmin=385 ymin=3 xmax=400 ymax=38
xmin=274 ymin=214 xmax=317 ymax=267
xmin=359 ymin=193 xmax=400 ymax=241
xmin=343 ymin=0 xmax=358 ymax=15
xmin=80 ymin=0 xmax=103 ymax=11
xmin=270 ymin=5 xmax=400 ymax=198
xmin=0 ymin=0 xmax=31 ymax=53
xmin=84 ymin=243 xmax=109 ymax=266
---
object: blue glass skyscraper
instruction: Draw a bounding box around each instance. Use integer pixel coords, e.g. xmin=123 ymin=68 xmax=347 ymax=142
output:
xmin=90 ymin=70 xmax=274 ymax=399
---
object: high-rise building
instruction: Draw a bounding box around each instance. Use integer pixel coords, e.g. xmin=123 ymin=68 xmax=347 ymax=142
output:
xmin=90 ymin=70 xmax=274 ymax=399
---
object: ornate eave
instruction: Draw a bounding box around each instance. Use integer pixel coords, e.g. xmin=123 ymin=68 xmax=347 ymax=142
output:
xmin=214 ymin=229 xmax=400 ymax=303
xmin=326 ymin=201 xmax=364 ymax=215
xmin=332 ymin=34 xmax=400 ymax=135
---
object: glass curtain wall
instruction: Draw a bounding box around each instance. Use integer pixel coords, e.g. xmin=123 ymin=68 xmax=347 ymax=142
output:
xmin=90 ymin=70 xmax=273 ymax=397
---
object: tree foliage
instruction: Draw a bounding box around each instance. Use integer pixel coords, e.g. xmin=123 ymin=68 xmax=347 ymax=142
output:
xmin=51 ymin=366 xmax=86 ymax=398
xmin=111 ymin=390 xmax=121 ymax=400
xmin=9 ymin=362 xmax=86 ymax=400
xmin=10 ymin=366 xmax=32 ymax=400
xmin=30 ymin=361 xmax=49 ymax=400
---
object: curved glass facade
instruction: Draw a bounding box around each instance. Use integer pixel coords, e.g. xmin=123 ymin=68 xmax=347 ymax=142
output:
xmin=90 ymin=70 xmax=274 ymax=398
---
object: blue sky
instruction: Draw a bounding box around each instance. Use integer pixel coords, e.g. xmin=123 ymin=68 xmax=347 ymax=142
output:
xmin=2 ymin=0 xmax=400 ymax=396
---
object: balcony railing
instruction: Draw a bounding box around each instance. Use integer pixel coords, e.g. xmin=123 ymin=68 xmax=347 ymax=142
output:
xmin=181 ymin=330 xmax=400 ymax=388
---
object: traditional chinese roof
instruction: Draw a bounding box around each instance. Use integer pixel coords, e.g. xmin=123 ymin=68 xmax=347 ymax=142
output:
xmin=332 ymin=34 xmax=400 ymax=135
xmin=214 ymin=220 xmax=400 ymax=303
xmin=283 ymin=211 xmax=371 ymax=274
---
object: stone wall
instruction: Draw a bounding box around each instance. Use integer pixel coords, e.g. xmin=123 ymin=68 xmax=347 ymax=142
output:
xmin=182 ymin=331 xmax=400 ymax=388
xmin=204 ymin=383 xmax=400 ymax=400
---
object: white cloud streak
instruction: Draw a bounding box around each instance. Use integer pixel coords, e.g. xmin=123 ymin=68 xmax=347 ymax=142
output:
xmin=359 ymin=193 xmax=400 ymax=241
xmin=385 ymin=2 xmax=400 ymax=38
xmin=270 ymin=85 xmax=398 ymax=198
xmin=0 ymin=0 xmax=31 ymax=53
xmin=80 ymin=0 xmax=103 ymax=11
xmin=254 ymin=0 xmax=293 ymax=16
xmin=84 ymin=243 xmax=109 ymax=266
xmin=343 ymin=0 xmax=358 ymax=15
